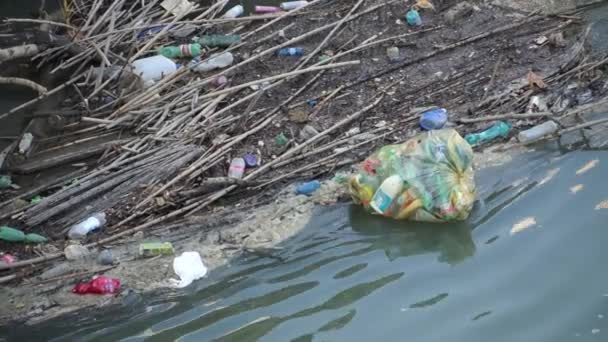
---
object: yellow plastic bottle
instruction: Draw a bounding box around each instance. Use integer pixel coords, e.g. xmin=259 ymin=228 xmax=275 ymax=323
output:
xmin=370 ymin=175 xmax=404 ymax=214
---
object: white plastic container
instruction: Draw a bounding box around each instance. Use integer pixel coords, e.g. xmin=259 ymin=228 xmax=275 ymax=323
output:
xmin=223 ymin=5 xmax=244 ymax=18
xmin=228 ymin=158 xmax=246 ymax=179
xmin=280 ymin=1 xmax=309 ymax=10
xmin=518 ymin=121 xmax=559 ymax=144
xmin=67 ymin=212 xmax=107 ymax=240
xmin=190 ymin=52 xmax=234 ymax=73
xmin=131 ymin=55 xmax=178 ymax=85
xmin=370 ymin=175 xmax=403 ymax=214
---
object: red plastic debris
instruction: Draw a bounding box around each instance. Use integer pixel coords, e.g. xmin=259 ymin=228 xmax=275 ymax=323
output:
xmin=0 ymin=254 xmax=16 ymax=264
xmin=72 ymin=276 xmax=121 ymax=295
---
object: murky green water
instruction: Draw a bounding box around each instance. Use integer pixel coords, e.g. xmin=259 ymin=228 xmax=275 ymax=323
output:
xmin=2 ymin=149 xmax=608 ymax=341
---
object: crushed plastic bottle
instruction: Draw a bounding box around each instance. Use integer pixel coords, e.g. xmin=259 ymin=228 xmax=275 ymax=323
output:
xmin=406 ymin=9 xmax=422 ymax=26
xmin=72 ymin=276 xmax=121 ymax=295
xmin=280 ymin=1 xmax=309 ymax=10
xmin=296 ymin=180 xmax=321 ymax=196
xmin=189 ymin=52 xmax=234 ymax=72
xmin=276 ymin=47 xmax=304 ymax=57
xmin=67 ymin=213 xmax=107 ymax=240
xmin=420 ymin=108 xmax=448 ymax=130
xmin=158 ymin=43 xmax=202 ymax=58
xmin=223 ymin=4 xmax=244 ymax=18
xmin=464 ymin=121 xmax=512 ymax=146
xmin=228 ymin=158 xmax=246 ymax=179
xmin=198 ymin=35 xmax=241 ymax=48
xmin=517 ymin=121 xmax=558 ymax=144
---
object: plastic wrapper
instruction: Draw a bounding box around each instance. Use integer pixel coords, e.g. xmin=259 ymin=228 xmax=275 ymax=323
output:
xmin=348 ymin=129 xmax=476 ymax=222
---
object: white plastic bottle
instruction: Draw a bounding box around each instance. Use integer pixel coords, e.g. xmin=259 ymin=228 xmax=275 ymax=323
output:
xmin=190 ymin=52 xmax=234 ymax=73
xmin=280 ymin=1 xmax=309 ymax=10
xmin=370 ymin=175 xmax=403 ymax=214
xmin=68 ymin=212 xmax=107 ymax=240
xmin=228 ymin=158 xmax=246 ymax=179
xmin=223 ymin=5 xmax=244 ymax=18
xmin=131 ymin=55 xmax=178 ymax=86
xmin=518 ymin=121 xmax=559 ymax=144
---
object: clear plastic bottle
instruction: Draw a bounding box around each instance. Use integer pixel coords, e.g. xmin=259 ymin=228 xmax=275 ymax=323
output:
xmin=276 ymin=47 xmax=304 ymax=57
xmin=280 ymin=1 xmax=309 ymax=11
xmin=517 ymin=121 xmax=558 ymax=144
xmin=228 ymin=158 xmax=246 ymax=179
xmin=223 ymin=5 xmax=244 ymax=18
xmin=190 ymin=52 xmax=234 ymax=73
xmin=370 ymin=175 xmax=404 ymax=214
xmin=465 ymin=121 xmax=511 ymax=146
xmin=68 ymin=213 xmax=107 ymax=240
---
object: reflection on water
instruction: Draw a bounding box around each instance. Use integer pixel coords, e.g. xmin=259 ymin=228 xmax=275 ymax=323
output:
xmin=3 ymin=150 xmax=608 ymax=342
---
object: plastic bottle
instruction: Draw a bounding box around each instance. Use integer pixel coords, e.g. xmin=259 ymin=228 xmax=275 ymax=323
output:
xmin=255 ymin=5 xmax=281 ymax=13
xmin=370 ymin=175 xmax=404 ymax=214
xmin=280 ymin=1 xmax=309 ymax=10
xmin=420 ymin=108 xmax=448 ymax=130
xmin=190 ymin=52 xmax=234 ymax=73
xmin=0 ymin=226 xmax=47 ymax=243
xmin=243 ymin=153 xmax=258 ymax=167
xmin=18 ymin=133 xmax=33 ymax=154
xmin=0 ymin=175 xmax=11 ymax=189
xmin=406 ymin=9 xmax=422 ymax=26
xmin=296 ymin=180 xmax=321 ymax=196
xmin=72 ymin=276 xmax=121 ymax=295
xmin=223 ymin=5 xmax=244 ymax=18
xmin=465 ymin=121 xmax=512 ymax=146
xmin=228 ymin=158 xmax=246 ymax=179
xmin=139 ymin=242 xmax=174 ymax=257
xmin=132 ymin=55 xmax=178 ymax=84
xmin=517 ymin=121 xmax=558 ymax=144
xmin=276 ymin=47 xmax=304 ymax=57
xmin=198 ymin=35 xmax=241 ymax=47
xmin=158 ymin=43 xmax=202 ymax=58
xmin=67 ymin=213 xmax=107 ymax=240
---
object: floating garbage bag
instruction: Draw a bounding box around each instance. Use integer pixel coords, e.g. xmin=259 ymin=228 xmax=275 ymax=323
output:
xmin=348 ymin=129 xmax=476 ymax=222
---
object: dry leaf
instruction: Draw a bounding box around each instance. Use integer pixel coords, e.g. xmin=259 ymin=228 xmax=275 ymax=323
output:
xmin=527 ymin=71 xmax=547 ymax=89
xmin=595 ymin=200 xmax=608 ymax=210
xmin=576 ymin=159 xmax=599 ymax=175
xmin=415 ymin=0 xmax=435 ymax=10
xmin=511 ymin=217 xmax=537 ymax=235
xmin=570 ymin=184 xmax=584 ymax=194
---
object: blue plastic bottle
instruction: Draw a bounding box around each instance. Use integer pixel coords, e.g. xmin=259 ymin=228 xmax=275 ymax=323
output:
xmin=276 ymin=47 xmax=305 ymax=57
xmin=296 ymin=180 xmax=321 ymax=195
xmin=406 ymin=9 xmax=422 ymax=26
xmin=420 ymin=108 xmax=448 ymax=130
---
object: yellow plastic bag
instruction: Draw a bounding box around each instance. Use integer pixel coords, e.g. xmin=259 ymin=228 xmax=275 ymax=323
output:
xmin=349 ymin=129 xmax=476 ymax=222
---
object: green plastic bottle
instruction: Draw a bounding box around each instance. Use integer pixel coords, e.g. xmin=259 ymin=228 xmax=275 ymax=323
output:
xmin=198 ymin=35 xmax=241 ymax=47
xmin=465 ymin=121 xmax=512 ymax=146
xmin=0 ymin=226 xmax=47 ymax=243
xmin=158 ymin=43 xmax=202 ymax=58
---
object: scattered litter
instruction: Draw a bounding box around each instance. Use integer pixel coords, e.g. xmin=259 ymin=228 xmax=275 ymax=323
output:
xmin=139 ymin=242 xmax=174 ymax=257
xmin=420 ymin=108 xmax=448 ymax=130
xmin=170 ymin=251 xmax=208 ymax=288
xmin=158 ymin=43 xmax=201 ymax=58
xmin=577 ymin=89 xmax=593 ymax=104
xmin=0 ymin=254 xmax=16 ymax=264
xmin=65 ymin=244 xmax=91 ymax=260
xmin=414 ymin=0 xmax=435 ymax=10
xmin=406 ymin=9 xmax=422 ymax=26
xmin=534 ymin=36 xmax=548 ymax=45
xmin=296 ymin=180 xmax=321 ymax=196
xmin=280 ymin=1 xmax=309 ymax=11
xmin=228 ymin=158 xmax=246 ymax=179
xmin=18 ymin=133 xmax=33 ymax=155
xmin=213 ymin=75 xmax=228 ymax=87
xmin=518 ymin=121 xmax=558 ymax=144
xmin=98 ymin=249 xmax=114 ymax=265
xmin=67 ymin=213 xmax=107 ymax=240
xmin=526 ymin=71 xmax=547 ymax=89
xmin=595 ymin=200 xmax=608 ymax=210
xmin=160 ymin=0 xmax=194 ymax=16
xmin=538 ymin=168 xmax=559 ymax=186
xmin=223 ymin=4 xmax=244 ymax=18
xmin=243 ymin=153 xmax=258 ymax=167
xmin=465 ymin=121 xmax=511 ymax=146
xmin=349 ymin=129 xmax=476 ymax=222
xmin=386 ymin=47 xmax=400 ymax=62
xmin=592 ymin=328 xmax=600 ymax=334
xmin=275 ymin=132 xmax=289 ymax=146
xmin=510 ymin=217 xmax=537 ymax=235
xmin=333 ymin=173 xmax=350 ymax=184
xmin=255 ymin=5 xmax=281 ymax=13
xmin=0 ymin=175 xmax=12 ymax=189
xmin=299 ymin=125 xmax=319 ymax=141
xmin=132 ymin=55 xmax=179 ymax=86
xmin=307 ymin=99 xmax=318 ymax=106
xmin=527 ymin=95 xmax=548 ymax=112
xmin=576 ymin=159 xmax=599 ymax=175
xmin=190 ymin=52 xmax=234 ymax=72
xmin=0 ymin=226 xmax=47 ymax=243
xmin=30 ymin=195 xmax=43 ymax=205
xmin=288 ymin=107 xmax=309 ymax=123
xmin=73 ymin=276 xmax=121 ymax=295
xmin=276 ymin=47 xmax=304 ymax=57
xmin=569 ymin=184 xmax=584 ymax=194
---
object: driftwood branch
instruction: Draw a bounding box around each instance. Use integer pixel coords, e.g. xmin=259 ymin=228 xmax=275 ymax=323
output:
xmin=0 ymin=77 xmax=47 ymax=94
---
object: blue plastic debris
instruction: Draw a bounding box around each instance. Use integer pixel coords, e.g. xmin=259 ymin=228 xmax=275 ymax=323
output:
xmin=296 ymin=180 xmax=321 ymax=196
